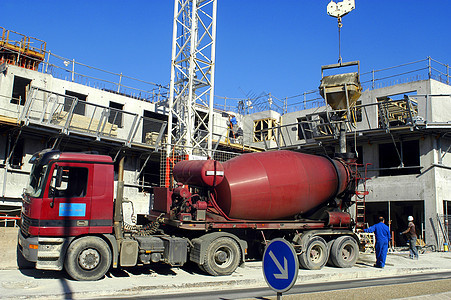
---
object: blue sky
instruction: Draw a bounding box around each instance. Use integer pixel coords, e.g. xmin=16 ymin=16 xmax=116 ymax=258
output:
xmin=2 ymin=0 xmax=451 ymax=108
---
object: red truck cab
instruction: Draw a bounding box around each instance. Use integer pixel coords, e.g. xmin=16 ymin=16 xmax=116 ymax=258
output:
xmin=19 ymin=149 xmax=114 ymax=271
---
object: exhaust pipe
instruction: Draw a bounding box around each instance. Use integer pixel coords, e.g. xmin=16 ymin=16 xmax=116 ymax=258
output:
xmin=113 ymin=155 xmax=125 ymax=247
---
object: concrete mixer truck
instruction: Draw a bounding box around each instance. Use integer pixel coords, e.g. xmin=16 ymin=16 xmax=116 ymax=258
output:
xmin=18 ymin=149 xmax=360 ymax=281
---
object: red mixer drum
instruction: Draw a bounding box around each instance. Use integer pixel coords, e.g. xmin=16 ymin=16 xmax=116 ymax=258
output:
xmin=214 ymin=150 xmax=351 ymax=220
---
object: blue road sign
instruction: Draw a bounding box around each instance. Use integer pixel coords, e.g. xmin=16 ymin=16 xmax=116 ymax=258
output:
xmin=262 ymin=238 xmax=299 ymax=293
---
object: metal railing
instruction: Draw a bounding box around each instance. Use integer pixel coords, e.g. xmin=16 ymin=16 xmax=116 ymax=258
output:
xmin=255 ymin=95 xmax=424 ymax=150
xmin=0 ymin=26 xmax=46 ymax=56
xmin=213 ymin=57 xmax=451 ymax=115
xmin=38 ymin=51 xmax=168 ymax=104
xmin=19 ymin=86 xmax=168 ymax=148
xmin=0 ymin=215 xmax=20 ymax=227
xmin=360 ymin=57 xmax=450 ymax=89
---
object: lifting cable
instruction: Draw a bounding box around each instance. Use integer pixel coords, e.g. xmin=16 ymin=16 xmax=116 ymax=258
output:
xmin=389 ymin=132 xmax=404 ymax=167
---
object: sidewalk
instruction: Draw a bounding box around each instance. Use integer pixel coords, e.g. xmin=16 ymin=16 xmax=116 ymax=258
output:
xmin=0 ymin=250 xmax=450 ymax=299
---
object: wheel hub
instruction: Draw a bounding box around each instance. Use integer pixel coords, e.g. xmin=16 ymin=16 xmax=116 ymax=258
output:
xmin=79 ymin=248 xmax=100 ymax=270
xmin=342 ymin=246 xmax=352 ymax=260
xmin=310 ymin=246 xmax=321 ymax=262
xmin=215 ymin=250 xmax=228 ymax=264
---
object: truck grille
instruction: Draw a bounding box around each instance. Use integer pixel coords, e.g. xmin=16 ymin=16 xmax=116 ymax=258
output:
xmin=20 ymin=214 xmax=31 ymax=237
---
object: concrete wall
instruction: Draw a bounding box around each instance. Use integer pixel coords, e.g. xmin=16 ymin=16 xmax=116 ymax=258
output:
xmin=280 ymin=106 xmax=328 ymax=148
xmin=429 ymin=80 xmax=451 ymax=123
xmin=0 ymin=135 xmax=47 ymax=203
xmin=244 ymin=110 xmax=281 ymax=149
xmin=357 ymin=131 xmax=450 ymax=249
xmin=0 ymin=228 xmax=22 ymax=270
xmin=354 ymin=79 xmax=450 ymax=248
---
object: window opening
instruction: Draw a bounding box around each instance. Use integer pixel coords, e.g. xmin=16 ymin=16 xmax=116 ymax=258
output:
xmin=64 ymin=90 xmax=87 ymax=115
xmin=353 ymin=100 xmax=362 ymax=123
xmin=137 ymin=154 xmax=160 ymax=193
xmin=142 ymin=110 xmax=173 ymax=145
xmin=297 ymin=117 xmax=313 ymax=140
xmin=253 ymin=118 xmax=277 ymax=142
xmin=11 ymin=76 xmax=32 ymax=105
xmin=9 ymin=138 xmax=24 ymax=169
xmin=379 ymin=140 xmax=420 ymax=176
xmin=108 ymin=101 xmax=124 ymax=128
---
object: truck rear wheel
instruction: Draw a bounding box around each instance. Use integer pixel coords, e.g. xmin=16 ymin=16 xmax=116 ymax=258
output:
xmin=202 ymin=237 xmax=240 ymax=276
xmin=64 ymin=236 xmax=111 ymax=281
xmin=326 ymin=239 xmax=336 ymax=266
xmin=329 ymin=236 xmax=358 ymax=268
xmin=299 ymin=236 xmax=328 ymax=270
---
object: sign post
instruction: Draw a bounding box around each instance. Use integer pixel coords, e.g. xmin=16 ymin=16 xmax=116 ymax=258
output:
xmin=262 ymin=238 xmax=299 ymax=299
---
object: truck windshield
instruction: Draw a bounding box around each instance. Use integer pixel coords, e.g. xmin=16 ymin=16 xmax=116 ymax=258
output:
xmin=26 ymin=164 xmax=48 ymax=198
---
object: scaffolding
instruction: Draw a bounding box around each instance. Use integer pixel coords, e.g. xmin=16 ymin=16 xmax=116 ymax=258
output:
xmin=18 ymin=86 xmax=168 ymax=149
xmin=0 ymin=27 xmax=46 ymax=70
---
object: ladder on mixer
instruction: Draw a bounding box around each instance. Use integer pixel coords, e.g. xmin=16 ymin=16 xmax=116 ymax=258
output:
xmin=354 ymin=163 xmax=371 ymax=230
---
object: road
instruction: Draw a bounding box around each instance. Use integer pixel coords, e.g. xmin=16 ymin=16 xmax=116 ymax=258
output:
xmin=1 ymin=252 xmax=451 ymax=299
xmin=105 ymin=272 xmax=451 ymax=300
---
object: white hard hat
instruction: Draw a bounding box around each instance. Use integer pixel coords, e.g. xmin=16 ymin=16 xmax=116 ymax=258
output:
xmin=408 ymin=216 xmax=414 ymax=221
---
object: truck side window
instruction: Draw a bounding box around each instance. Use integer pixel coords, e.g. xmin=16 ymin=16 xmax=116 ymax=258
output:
xmin=50 ymin=167 xmax=88 ymax=198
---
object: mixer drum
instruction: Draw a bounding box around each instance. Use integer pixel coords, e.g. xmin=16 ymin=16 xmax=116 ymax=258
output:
xmin=214 ymin=150 xmax=350 ymax=220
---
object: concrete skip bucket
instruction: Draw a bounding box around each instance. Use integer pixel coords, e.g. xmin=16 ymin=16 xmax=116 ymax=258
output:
xmin=319 ymin=61 xmax=362 ymax=110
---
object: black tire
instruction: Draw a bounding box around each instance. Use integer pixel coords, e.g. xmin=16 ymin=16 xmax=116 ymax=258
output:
xmin=201 ymin=237 xmax=241 ymax=276
xmin=329 ymin=236 xmax=359 ymax=268
xmin=198 ymin=264 xmax=207 ymax=273
xmin=299 ymin=236 xmax=328 ymax=270
xmin=326 ymin=239 xmax=336 ymax=267
xmin=64 ymin=236 xmax=111 ymax=281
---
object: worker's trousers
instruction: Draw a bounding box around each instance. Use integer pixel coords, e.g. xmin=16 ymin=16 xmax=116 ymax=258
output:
xmin=409 ymin=237 xmax=419 ymax=259
xmin=375 ymin=241 xmax=388 ymax=267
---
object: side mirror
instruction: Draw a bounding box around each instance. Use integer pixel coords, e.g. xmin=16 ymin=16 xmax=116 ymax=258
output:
xmin=55 ymin=165 xmax=63 ymax=188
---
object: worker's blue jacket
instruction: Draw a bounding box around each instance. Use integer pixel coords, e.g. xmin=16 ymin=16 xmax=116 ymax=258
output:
xmin=364 ymin=221 xmax=391 ymax=244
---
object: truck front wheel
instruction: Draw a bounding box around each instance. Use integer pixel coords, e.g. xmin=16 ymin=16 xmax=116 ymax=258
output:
xmin=64 ymin=236 xmax=112 ymax=281
xmin=202 ymin=237 xmax=240 ymax=276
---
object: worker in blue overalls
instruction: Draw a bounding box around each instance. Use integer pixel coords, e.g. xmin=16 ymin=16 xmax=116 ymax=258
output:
xmin=228 ymin=115 xmax=238 ymax=138
xmin=364 ymin=216 xmax=391 ymax=268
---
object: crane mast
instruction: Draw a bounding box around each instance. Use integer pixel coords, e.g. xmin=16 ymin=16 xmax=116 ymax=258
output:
xmin=167 ymin=0 xmax=217 ymax=157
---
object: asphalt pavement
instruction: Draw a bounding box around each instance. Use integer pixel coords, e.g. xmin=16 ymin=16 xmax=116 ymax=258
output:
xmin=1 ymin=250 xmax=451 ymax=299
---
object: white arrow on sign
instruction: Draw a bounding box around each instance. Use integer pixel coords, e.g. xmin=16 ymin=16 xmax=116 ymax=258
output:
xmin=269 ymin=250 xmax=288 ymax=279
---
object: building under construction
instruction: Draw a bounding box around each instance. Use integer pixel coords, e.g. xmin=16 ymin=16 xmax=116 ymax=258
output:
xmin=0 ymin=13 xmax=450 ymax=252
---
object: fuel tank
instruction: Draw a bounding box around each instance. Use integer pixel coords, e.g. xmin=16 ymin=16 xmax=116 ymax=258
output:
xmin=214 ymin=150 xmax=352 ymax=220
xmin=173 ymin=159 xmax=224 ymax=187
